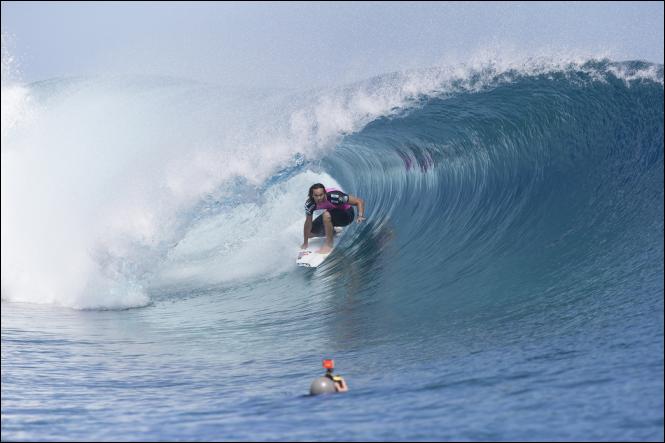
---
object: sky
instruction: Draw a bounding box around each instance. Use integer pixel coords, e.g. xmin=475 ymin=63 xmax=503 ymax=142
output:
xmin=1 ymin=1 xmax=664 ymax=89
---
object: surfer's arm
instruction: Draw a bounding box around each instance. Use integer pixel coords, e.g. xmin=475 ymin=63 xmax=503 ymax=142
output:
xmin=348 ymin=195 xmax=365 ymax=222
xmin=302 ymin=214 xmax=313 ymax=248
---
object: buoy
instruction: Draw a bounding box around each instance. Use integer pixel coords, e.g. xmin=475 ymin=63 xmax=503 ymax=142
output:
xmin=309 ymin=359 xmax=348 ymax=395
xmin=310 ymin=376 xmax=336 ymax=395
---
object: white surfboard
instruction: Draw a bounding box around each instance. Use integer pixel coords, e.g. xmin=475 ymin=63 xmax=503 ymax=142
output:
xmin=296 ymin=227 xmax=344 ymax=268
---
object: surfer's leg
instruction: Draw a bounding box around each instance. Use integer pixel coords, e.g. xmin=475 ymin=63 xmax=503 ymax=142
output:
xmin=310 ymin=214 xmax=325 ymax=237
xmin=329 ymin=207 xmax=355 ymax=227
xmin=322 ymin=211 xmax=334 ymax=248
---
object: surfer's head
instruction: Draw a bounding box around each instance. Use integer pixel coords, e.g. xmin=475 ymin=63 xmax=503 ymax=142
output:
xmin=309 ymin=183 xmax=326 ymax=203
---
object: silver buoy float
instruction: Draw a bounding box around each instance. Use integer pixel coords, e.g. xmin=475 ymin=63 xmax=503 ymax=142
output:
xmin=309 ymin=359 xmax=348 ymax=395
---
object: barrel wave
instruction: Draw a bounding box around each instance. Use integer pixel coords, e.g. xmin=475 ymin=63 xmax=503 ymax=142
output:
xmin=2 ymin=60 xmax=663 ymax=441
xmin=324 ymin=61 xmax=664 ymax=345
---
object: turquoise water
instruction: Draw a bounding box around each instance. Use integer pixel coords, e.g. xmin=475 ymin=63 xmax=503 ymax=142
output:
xmin=2 ymin=61 xmax=663 ymax=441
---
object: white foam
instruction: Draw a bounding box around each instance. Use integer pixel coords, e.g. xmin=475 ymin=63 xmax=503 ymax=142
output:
xmin=153 ymin=170 xmax=340 ymax=288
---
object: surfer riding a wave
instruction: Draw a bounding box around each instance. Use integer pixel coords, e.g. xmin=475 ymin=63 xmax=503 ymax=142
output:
xmin=301 ymin=183 xmax=365 ymax=254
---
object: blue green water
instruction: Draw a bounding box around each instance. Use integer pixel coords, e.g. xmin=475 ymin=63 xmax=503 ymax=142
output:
xmin=2 ymin=60 xmax=663 ymax=441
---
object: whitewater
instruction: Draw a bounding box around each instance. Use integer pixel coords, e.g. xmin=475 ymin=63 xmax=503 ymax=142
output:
xmin=2 ymin=57 xmax=663 ymax=441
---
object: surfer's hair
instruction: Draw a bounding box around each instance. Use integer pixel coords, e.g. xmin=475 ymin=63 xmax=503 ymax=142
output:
xmin=309 ymin=183 xmax=325 ymax=198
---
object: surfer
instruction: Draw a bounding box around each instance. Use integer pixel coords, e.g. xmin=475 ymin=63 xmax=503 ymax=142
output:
xmin=301 ymin=183 xmax=365 ymax=254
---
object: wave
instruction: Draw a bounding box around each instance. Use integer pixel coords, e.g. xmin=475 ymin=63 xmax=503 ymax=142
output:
xmin=1 ymin=58 xmax=663 ymax=310
xmin=325 ymin=60 xmax=664 ymax=336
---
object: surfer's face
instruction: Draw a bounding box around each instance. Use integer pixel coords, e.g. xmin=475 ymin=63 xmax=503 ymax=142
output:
xmin=312 ymin=189 xmax=326 ymax=203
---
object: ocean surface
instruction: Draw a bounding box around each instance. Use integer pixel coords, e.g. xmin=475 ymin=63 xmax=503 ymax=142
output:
xmin=2 ymin=59 xmax=664 ymax=441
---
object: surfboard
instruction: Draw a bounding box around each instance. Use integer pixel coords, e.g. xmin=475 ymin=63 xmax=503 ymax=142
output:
xmin=296 ymin=227 xmax=344 ymax=268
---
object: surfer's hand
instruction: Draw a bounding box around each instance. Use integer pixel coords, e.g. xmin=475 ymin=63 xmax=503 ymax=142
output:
xmin=356 ymin=215 xmax=366 ymax=224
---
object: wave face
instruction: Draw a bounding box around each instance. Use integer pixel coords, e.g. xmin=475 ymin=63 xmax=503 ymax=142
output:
xmin=326 ymin=60 xmax=664 ymax=341
xmin=2 ymin=60 xmax=663 ymax=441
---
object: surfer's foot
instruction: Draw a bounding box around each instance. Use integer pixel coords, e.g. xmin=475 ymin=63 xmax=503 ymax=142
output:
xmin=317 ymin=245 xmax=333 ymax=254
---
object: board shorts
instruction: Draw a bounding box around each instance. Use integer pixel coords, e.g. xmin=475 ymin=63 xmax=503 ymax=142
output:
xmin=310 ymin=207 xmax=355 ymax=236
